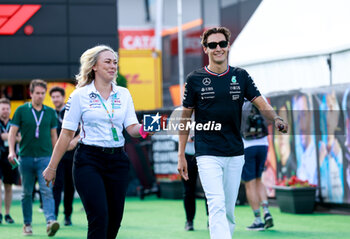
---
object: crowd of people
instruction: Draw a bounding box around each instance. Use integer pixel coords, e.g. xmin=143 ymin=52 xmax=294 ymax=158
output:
xmin=0 ymin=26 xmax=288 ymax=239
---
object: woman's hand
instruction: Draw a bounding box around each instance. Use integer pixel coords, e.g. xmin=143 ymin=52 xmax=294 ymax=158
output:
xmin=43 ymin=166 xmax=56 ymax=187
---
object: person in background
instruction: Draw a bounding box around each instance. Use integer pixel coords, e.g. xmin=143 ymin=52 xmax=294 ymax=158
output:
xmin=177 ymin=27 xmax=288 ymax=239
xmin=0 ymin=98 xmax=21 ymax=224
xmin=182 ymin=130 xmax=208 ymax=231
xmin=274 ymin=102 xmax=296 ymax=180
xmin=50 ymin=86 xmax=80 ymax=226
xmin=8 ymin=79 xmax=60 ymax=236
xmin=182 ymin=135 xmax=208 ymax=231
xmin=292 ymin=93 xmax=318 ymax=185
xmin=169 ymin=107 xmax=209 ymax=231
xmin=241 ymin=99 xmax=273 ymax=231
xmin=318 ymin=91 xmax=344 ymax=203
xmin=43 ymin=45 xmax=152 ymax=239
xmin=342 ymin=88 xmax=350 ymax=202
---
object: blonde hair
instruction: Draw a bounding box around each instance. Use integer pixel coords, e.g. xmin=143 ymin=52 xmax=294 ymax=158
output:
xmin=76 ymin=45 xmax=118 ymax=88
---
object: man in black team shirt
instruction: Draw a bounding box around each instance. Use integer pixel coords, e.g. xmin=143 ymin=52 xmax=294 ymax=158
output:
xmin=177 ymin=27 xmax=288 ymax=239
xmin=49 ymin=87 xmax=79 ymax=226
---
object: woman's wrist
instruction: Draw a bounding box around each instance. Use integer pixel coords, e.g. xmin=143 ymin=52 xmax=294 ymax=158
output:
xmin=139 ymin=124 xmax=149 ymax=138
xmin=47 ymin=166 xmax=57 ymax=172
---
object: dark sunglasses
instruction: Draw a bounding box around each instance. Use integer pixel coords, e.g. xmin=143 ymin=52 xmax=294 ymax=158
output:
xmin=206 ymin=40 xmax=228 ymax=49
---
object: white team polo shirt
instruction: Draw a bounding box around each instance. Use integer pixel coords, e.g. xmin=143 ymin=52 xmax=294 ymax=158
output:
xmin=62 ymin=81 xmax=139 ymax=148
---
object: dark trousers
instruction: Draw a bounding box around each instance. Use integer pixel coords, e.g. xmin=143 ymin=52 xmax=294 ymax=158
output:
xmin=182 ymin=154 xmax=208 ymax=222
xmin=53 ymin=152 xmax=75 ymax=219
xmin=73 ymin=144 xmax=129 ymax=239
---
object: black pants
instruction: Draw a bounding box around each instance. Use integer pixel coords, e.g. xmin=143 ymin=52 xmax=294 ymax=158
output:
xmin=0 ymin=150 xmax=19 ymax=184
xmin=182 ymin=154 xmax=208 ymax=222
xmin=73 ymin=144 xmax=129 ymax=239
xmin=53 ymin=151 xmax=75 ymax=219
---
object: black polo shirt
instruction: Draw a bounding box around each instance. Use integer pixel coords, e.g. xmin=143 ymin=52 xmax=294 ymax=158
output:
xmin=0 ymin=119 xmax=11 ymax=154
xmin=183 ymin=66 xmax=261 ymax=157
xmin=56 ymin=106 xmax=65 ymax=136
xmin=55 ymin=105 xmax=80 ymax=159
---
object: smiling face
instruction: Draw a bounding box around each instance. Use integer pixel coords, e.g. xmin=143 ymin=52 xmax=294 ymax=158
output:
xmin=50 ymin=91 xmax=65 ymax=110
xmin=0 ymin=103 xmax=10 ymax=121
xmin=92 ymin=50 xmax=118 ymax=83
xmin=204 ymin=33 xmax=230 ymax=66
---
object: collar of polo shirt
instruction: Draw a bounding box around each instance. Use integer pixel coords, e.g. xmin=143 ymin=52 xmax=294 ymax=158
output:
xmin=87 ymin=80 xmax=118 ymax=96
xmin=28 ymin=102 xmax=47 ymax=110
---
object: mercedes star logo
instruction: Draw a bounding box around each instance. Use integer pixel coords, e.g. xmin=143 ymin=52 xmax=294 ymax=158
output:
xmin=202 ymin=78 xmax=211 ymax=86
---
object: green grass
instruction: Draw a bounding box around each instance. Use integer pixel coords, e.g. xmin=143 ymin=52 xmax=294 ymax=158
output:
xmin=1 ymin=196 xmax=350 ymax=239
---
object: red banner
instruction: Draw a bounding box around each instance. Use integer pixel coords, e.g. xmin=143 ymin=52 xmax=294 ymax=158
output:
xmin=119 ymin=29 xmax=155 ymax=49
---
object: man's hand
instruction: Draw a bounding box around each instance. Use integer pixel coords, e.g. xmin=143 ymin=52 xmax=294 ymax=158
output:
xmin=7 ymin=152 xmax=17 ymax=166
xmin=274 ymin=117 xmax=288 ymax=133
xmin=177 ymin=154 xmax=189 ymax=181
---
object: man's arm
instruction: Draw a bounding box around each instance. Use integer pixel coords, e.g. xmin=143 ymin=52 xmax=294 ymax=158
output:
xmin=252 ymin=96 xmax=288 ymax=133
xmin=1 ymin=132 xmax=8 ymax=141
xmin=67 ymin=134 xmax=80 ymax=151
xmin=177 ymin=107 xmax=193 ymax=181
xmin=3 ymin=131 xmax=22 ymax=142
xmin=51 ymin=128 xmax=58 ymax=149
xmin=43 ymin=129 xmax=75 ymax=186
xmin=7 ymin=125 xmax=19 ymax=165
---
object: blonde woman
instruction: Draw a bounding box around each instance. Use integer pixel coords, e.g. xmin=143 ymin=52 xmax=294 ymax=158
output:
xmin=43 ymin=45 xmax=149 ymax=238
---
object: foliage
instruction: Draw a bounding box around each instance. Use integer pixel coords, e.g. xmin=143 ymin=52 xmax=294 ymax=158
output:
xmin=156 ymin=173 xmax=182 ymax=182
xmin=117 ymin=72 xmax=127 ymax=88
xmin=277 ymin=175 xmax=317 ymax=188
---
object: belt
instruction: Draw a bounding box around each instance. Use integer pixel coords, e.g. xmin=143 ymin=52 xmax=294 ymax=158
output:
xmin=78 ymin=144 xmax=123 ymax=154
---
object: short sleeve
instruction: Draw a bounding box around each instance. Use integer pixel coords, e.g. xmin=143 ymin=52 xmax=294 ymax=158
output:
xmin=62 ymin=90 xmax=82 ymax=131
xmin=244 ymin=71 xmax=261 ymax=102
xmin=50 ymin=108 xmax=58 ymax=129
xmin=10 ymin=105 xmax=22 ymax=128
xmin=182 ymin=74 xmax=196 ymax=108
xmin=123 ymin=90 xmax=139 ymax=128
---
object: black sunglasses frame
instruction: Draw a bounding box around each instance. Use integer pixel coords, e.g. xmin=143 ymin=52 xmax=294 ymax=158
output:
xmin=206 ymin=40 xmax=228 ymax=49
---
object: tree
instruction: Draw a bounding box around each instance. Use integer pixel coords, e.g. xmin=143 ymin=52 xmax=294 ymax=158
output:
xmin=117 ymin=73 xmax=127 ymax=88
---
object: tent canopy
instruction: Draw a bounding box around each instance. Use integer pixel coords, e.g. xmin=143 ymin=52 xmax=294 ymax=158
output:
xmin=229 ymin=0 xmax=350 ymax=66
xmin=228 ymin=0 xmax=350 ymax=94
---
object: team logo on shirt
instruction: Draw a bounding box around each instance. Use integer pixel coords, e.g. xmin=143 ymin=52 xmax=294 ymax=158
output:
xmin=89 ymin=99 xmax=101 ymax=108
xmin=89 ymin=92 xmax=97 ymax=99
xmin=112 ymin=98 xmax=122 ymax=109
xmin=230 ymin=86 xmax=240 ymax=90
xmin=232 ymin=95 xmax=239 ymax=100
xmin=231 ymin=76 xmax=237 ymax=83
xmin=202 ymin=78 xmax=211 ymax=86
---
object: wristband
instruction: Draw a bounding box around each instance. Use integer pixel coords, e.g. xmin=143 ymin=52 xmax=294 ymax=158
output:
xmin=139 ymin=125 xmax=149 ymax=139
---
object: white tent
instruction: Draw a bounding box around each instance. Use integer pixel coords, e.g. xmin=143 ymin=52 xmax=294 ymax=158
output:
xmin=229 ymin=0 xmax=350 ymax=94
